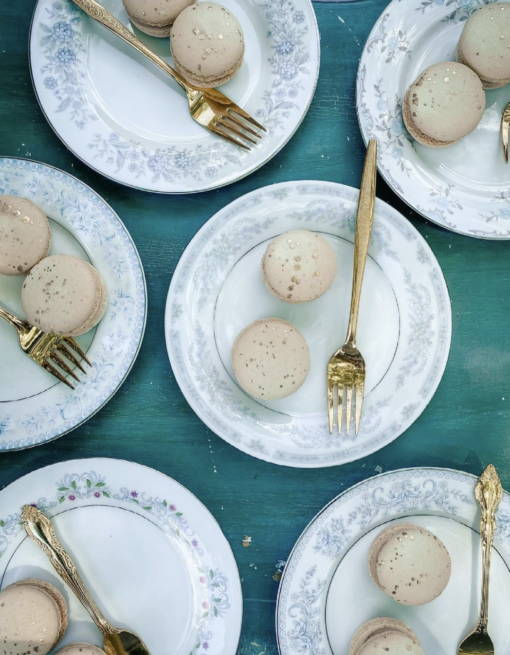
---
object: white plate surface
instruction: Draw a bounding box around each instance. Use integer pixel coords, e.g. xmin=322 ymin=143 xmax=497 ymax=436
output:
xmin=165 ymin=181 xmax=452 ymax=468
xmin=0 ymin=158 xmax=146 ymax=450
xmin=0 ymin=458 xmax=242 ymax=655
xmin=276 ymin=467 xmax=510 ymax=655
xmin=29 ymin=0 xmax=319 ymax=193
xmin=357 ymin=0 xmax=510 ymax=239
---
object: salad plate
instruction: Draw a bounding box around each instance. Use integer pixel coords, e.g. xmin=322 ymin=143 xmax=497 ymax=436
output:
xmin=0 ymin=458 xmax=242 ymax=655
xmin=29 ymin=0 xmax=319 ymax=193
xmin=276 ymin=467 xmax=510 ymax=655
xmin=357 ymin=0 xmax=510 ymax=239
xmin=0 ymin=157 xmax=146 ymax=451
xmin=165 ymin=181 xmax=451 ymax=468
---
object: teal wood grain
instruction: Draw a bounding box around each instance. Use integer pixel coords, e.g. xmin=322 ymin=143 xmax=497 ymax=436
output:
xmin=1 ymin=1 xmax=510 ymax=653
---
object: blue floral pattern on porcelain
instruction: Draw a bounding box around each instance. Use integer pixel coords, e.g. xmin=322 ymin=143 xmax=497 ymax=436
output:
xmin=0 ymin=158 xmax=146 ymax=451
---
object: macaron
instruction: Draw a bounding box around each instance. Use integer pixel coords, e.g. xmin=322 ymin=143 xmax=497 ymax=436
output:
xmin=21 ymin=254 xmax=108 ymax=337
xmin=171 ymin=3 xmax=245 ymax=88
xmin=231 ymin=318 xmax=310 ymax=400
xmin=402 ymin=62 xmax=485 ymax=147
xmin=0 ymin=195 xmax=51 ymax=275
xmin=0 ymin=579 xmax=68 ymax=655
xmin=457 ymin=3 xmax=510 ymax=89
xmin=122 ymin=0 xmax=195 ymax=37
xmin=262 ymin=230 xmax=337 ymax=304
xmin=350 ymin=618 xmax=425 ymax=655
xmin=56 ymin=644 xmax=107 ymax=655
xmin=369 ymin=523 xmax=452 ymax=606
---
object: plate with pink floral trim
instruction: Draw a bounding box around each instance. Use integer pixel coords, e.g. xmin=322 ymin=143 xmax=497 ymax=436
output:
xmin=29 ymin=0 xmax=319 ymax=193
xmin=0 ymin=458 xmax=242 ymax=655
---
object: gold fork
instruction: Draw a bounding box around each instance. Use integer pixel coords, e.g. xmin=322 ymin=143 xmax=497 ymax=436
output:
xmin=0 ymin=304 xmax=91 ymax=389
xmin=71 ymin=0 xmax=265 ymax=150
xmin=501 ymin=101 xmax=510 ymax=164
xmin=327 ymin=139 xmax=377 ymax=435
xmin=457 ymin=464 xmax=502 ymax=655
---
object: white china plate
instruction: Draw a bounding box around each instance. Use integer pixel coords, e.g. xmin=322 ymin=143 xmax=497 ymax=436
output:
xmin=165 ymin=181 xmax=452 ymax=468
xmin=357 ymin=0 xmax=510 ymax=239
xmin=0 ymin=158 xmax=146 ymax=451
xmin=29 ymin=0 xmax=319 ymax=193
xmin=276 ymin=467 xmax=510 ymax=655
xmin=0 ymin=458 xmax=242 ymax=655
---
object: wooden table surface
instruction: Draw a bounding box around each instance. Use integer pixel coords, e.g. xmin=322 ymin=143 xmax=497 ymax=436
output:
xmin=1 ymin=1 xmax=510 ymax=653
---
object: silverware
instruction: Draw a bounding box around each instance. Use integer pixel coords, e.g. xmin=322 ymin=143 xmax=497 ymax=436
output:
xmin=502 ymin=102 xmax=510 ymax=164
xmin=327 ymin=139 xmax=377 ymax=435
xmin=0 ymin=303 xmax=90 ymax=389
xmin=70 ymin=0 xmax=265 ymax=150
xmin=22 ymin=505 xmax=151 ymax=655
xmin=457 ymin=464 xmax=503 ymax=655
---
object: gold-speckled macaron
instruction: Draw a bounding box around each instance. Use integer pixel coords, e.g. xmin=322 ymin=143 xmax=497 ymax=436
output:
xmin=350 ymin=618 xmax=425 ymax=655
xmin=122 ymin=0 xmax=195 ymax=37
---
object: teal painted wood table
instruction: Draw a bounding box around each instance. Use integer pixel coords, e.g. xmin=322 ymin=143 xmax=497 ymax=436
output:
xmin=1 ymin=1 xmax=510 ymax=653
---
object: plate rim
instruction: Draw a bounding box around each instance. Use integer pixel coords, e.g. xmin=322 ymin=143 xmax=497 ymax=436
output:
xmin=0 ymin=156 xmax=148 ymax=452
xmin=165 ymin=180 xmax=453 ymax=468
xmin=274 ymin=465 xmax=492 ymax=655
xmin=355 ymin=0 xmax=510 ymax=241
xmin=28 ymin=0 xmax=321 ymax=195
xmin=0 ymin=456 xmax=243 ymax=655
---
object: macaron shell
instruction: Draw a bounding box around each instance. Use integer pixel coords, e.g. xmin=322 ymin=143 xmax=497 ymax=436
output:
xmin=56 ymin=643 xmax=107 ymax=655
xmin=123 ymin=0 xmax=194 ymax=35
xmin=11 ymin=579 xmax=68 ymax=645
xmin=458 ymin=3 xmax=510 ymax=87
xmin=171 ymin=3 xmax=245 ymax=87
xmin=359 ymin=632 xmax=425 ymax=655
xmin=68 ymin=262 xmax=108 ymax=337
xmin=349 ymin=617 xmax=419 ymax=655
xmin=231 ymin=318 xmax=310 ymax=400
xmin=369 ymin=523 xmax=452 ymax=606
xmin=0 ymin=195 xmax=51 ymax=275
xmin=262 ymin=230 xmax=337 ymax=303
xmin=0 ymin=583 xmax=62 ymax=655
xmin=403 ymin=62 xmax=485 ymax=146
xmin=21 ymin=255 xmax=107 ymax=337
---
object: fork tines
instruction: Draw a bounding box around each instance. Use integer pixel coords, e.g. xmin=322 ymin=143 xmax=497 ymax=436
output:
xmin=214 ymin=109 xmax=266 ymax=150
xmin=328 ymin=382 xmax=365 ymax=436
xmin=45 ymin=338 xmax=92 ymax=389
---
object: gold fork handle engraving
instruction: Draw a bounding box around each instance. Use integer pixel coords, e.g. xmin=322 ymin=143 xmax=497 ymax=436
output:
xmin=502 ymin=103 xmax=510 ymax=164
xmin=345 ymin=139 xmax=377 ymax=347
xmin=70 ymin=0 xmax=192 ymax=95
xmin=0 ymin=303 xmax=26 ymax=332
xmin=22 ymin=505 xmax=119 ymax=637
xmin=475 ymin=465 xmax=503 ymax=632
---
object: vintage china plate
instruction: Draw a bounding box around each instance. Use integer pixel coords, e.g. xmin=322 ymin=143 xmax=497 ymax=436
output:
xmin=0 ymin=158 xmax=146 ymax=450
xmin=276 ymin=467 xmax=510 ymax=655
xmin=29 ymin=0 xmax=319 ymax=193
xmin=165 ymin=181 xmax=451 ymax=468
xmin=0 ymin=458 xmax=242 ymax=655
xmin=357 ymin=0 xmax=510 ymax=239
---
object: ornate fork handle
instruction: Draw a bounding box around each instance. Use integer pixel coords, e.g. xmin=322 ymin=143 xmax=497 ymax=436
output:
xmin=0 ymin=302 xmax=28 ymax=332
xmin=70 ymin=0 xmax=193 ymax=96
xmin=22 ymin=505 xmax=119 ymax=637
xmin=475 ymin=465 xmax=503 ymax=633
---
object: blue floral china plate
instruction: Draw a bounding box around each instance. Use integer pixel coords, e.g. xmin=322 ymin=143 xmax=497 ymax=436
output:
xmin=0 ymin=158 xmax=146 ymax=451
xmin=277 ymin=467 xmax=510 ymax=655
xmin=358 ymin=0 xmax=510 ymax=239
xmin=0 ymin=458 xmax=242 ymax=655
xmin=29 ymin=0 xmax=319 ymax=194
xmin=165 ymin=181 xmax=452 ymax=468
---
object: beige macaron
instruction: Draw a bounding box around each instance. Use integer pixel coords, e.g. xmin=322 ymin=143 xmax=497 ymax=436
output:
xmin=122 ymin=0 xmax=195 ymax=37
xmin=403 ymin=62 xmax=485 ymax=147
xmin=171 ymin=2 xmax=245 ymax=88
xmin=369 ymin=523 xmax=452 ymax=606
xmin=0 ymin=579 xmax=68 ymax=655
xmin=56 ymin=644 xmax=107 ymax=655
xmin=231 ymin=318 xmax=310 ymax=400
xmin=262 ymin=230 xmax=337 ymax=304
xmin=458 ymin=3 xmax=510 ymax=89
xmin=350 ymin=618 xmax=425 ymax=655
xmin=21 ymin=254 xmax=108 ymax=336
xmin=0 ymin=195 xmax=51 ymax=275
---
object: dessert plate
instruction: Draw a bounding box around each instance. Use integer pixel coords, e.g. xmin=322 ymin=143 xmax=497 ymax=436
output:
xmin=0 ymin=458 xmax=242 ymax=655
xmin=0 ymin=158 xmax=146 ymax=450
xmin=29 ymin=0 xmax=319 ymax=193
xmin=276 ymin=467 xmax=510 ymax=655
xmin=165 ymin=181 xmax=451 ymax=468
xmin=357 ymin=0 xmax=510 ymax=239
